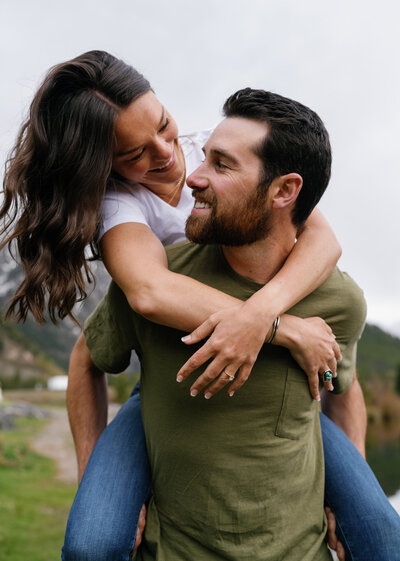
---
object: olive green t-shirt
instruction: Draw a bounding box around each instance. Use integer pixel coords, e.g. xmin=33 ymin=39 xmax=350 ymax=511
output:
xmin=84 ymin=242 xmax=366 ymax=561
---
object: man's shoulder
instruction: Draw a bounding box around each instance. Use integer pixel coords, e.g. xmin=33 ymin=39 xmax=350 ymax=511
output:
xmin=292 ymin=266 xmax=367 ymax=342
xmin=317 ymin=267 xmax=366 ymax=309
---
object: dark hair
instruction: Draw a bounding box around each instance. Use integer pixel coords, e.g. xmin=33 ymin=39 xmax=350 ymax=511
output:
xmin=223 ymin=88 xmax=331 ymax=227
xmin=0 ymin=50 xmax=151 ymax=324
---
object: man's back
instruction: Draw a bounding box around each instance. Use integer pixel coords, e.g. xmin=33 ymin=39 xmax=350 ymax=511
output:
xmin=85 ymin=241 xmax=366 ymax=561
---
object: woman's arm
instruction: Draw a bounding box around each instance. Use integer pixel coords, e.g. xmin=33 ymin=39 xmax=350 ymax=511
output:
xmin=101 ymin=208 xmax=341 ymax=399
xmin=236 ymin=207 xmax=342 ymax=318
xmin=101 ymin=222 xmax=240 ymax=330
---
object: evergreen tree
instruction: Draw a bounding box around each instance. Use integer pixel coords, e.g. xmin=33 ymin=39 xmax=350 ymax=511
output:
xmin=396 ymin=364 xmax=400 ymax=395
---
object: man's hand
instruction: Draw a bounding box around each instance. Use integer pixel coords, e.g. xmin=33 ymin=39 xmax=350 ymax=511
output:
xmin=325 ymin=507 xmax=345 ymax=560
xmin=132 ymin=504 xmax=147 ymax=554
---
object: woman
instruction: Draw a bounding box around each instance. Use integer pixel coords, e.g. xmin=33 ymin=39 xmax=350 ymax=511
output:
xmin=1 ymin=51 xmax=399 ymax=561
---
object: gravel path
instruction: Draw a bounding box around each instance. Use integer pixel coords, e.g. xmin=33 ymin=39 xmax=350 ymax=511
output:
xmin=31 ymin=409 xmax=78 ymax=484
xmin=30 ymin=404 xmax=121 ymax=485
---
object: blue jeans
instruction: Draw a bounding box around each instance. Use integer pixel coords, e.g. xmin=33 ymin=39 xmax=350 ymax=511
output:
xmin=62 ymin=386 xmax=151 ymax=561
xmin=62 ymin=385 xmax=400 ymax=561
xmin=320 ymin=413 xmax=400 ymax=560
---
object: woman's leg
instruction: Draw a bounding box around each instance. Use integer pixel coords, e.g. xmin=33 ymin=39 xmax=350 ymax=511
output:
xmin=321 ymin=412 xmax=400 ymax=561
xmin=62 ymin=384 xmax=151 ymax=561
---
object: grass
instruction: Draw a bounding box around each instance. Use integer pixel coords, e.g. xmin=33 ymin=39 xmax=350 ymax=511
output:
xmin=0 ymin=417 xmax=76 ymax=561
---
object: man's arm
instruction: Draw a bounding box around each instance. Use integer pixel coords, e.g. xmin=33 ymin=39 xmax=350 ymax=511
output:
xmin=321 ymin=370 xmax=367 ymax=458
xmin=66 ymin=333 xmax=108 ymax=482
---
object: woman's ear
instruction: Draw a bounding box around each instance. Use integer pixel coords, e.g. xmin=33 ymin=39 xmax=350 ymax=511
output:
xmin=270 ymin=173 xmax=303 ymax=209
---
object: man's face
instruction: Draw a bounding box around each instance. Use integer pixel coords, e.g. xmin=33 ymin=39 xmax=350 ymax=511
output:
xmin=185 ymin=117 xmax=272 ymax=246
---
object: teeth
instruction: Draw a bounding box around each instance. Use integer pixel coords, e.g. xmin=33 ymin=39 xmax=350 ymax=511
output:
xmin=155 ymin=154 xmax=173 ymax=171
xmin=194 ymin=201 xmax=211 ymax=209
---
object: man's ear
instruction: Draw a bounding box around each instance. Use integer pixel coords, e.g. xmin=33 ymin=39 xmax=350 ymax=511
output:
xmin=270 ymin=173 xmax=303 ymax=209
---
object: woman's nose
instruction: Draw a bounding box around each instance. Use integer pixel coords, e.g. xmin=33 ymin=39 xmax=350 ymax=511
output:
xmin=153 ymin=138 xmax=173 ymax=162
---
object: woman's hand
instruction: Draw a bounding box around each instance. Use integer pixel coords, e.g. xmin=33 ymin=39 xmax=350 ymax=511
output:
xmin=275 ymin=315 xmax=342 ymax=401
xmin=177 ymin=308 xmax=342 ymax=401
xmin=176 ymin=302 xmax=274 ymax=399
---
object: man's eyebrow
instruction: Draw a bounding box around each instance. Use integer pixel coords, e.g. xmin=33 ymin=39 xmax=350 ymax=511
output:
xmin=116 ymin=106 xmax=166 ymax=157
xmin=203 ymin=146 xmax=239 ymax=166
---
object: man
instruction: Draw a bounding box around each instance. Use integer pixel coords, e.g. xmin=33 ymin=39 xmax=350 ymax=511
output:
xmin=66 ymin=89 xmax=366 ymax=560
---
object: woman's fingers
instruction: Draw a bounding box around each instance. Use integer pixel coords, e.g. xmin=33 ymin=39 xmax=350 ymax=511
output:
xmin=320 ymin=337 xmax=342 ymax=392
xmin=178 ymin=304 xmax=269 ymax=397
xmin=181 ymin=317 xmax=216 ymax=345
xmin=225 ymin=364 xmax=253 ymax=396
xmin=306 ymin=370 xmax=321 ymax=401
xmin=188 ymin=356 xmax=232 ymax=397
xmin=176 ymin=341 xmax=214 ymax=383
xmin=195 ymin=362 xmax=242 ymax=398
xmin=333 ymin=339 xmax=342 ymax=361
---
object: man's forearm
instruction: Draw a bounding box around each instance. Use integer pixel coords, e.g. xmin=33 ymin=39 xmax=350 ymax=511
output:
xmin=321 ymin=371 xmax=367 ymax=457
xmin=67 ymin=333 xmax=108 ymax=482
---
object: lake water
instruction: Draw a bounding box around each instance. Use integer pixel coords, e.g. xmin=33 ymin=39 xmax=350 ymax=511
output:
xmin=366 ymin=426 xmax=400 ymax=499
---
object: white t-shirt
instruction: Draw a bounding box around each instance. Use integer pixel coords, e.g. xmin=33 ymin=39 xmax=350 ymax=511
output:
xmin=100 ymin=130 xmax=211 ymax=246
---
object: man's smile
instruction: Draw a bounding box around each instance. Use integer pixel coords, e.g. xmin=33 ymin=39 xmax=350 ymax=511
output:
xmin=193 ymin=201 xmax=212 ymax=209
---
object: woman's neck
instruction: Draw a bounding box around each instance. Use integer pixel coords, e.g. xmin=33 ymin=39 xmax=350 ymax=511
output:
xmin=142 ymin=149 xmax=186 ymax=207
xmin=157 ymin=168 xmax=186 ymax=207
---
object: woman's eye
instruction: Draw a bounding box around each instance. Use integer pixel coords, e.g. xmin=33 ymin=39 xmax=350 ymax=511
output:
xmin=128 ymin=150 xmax=144 ymax=163
xmin=159 ymin=118 xmax=169 ymax=132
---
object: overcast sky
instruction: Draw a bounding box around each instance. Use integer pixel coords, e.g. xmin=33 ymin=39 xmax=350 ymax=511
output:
xmin=1 ymin=0 xmax=399 ymax=333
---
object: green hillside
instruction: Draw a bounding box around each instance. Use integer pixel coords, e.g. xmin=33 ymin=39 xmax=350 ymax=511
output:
xmin=0 ymin=316 xmax=65 ymax=388
xmin=357 ymin=324 xmax=400 ymax=387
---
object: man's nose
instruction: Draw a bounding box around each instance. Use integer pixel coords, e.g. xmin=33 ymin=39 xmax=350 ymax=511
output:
xmin=186 ymin=165 xmax=208 ymax=190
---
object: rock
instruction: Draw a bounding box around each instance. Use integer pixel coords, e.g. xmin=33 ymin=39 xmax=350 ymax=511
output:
xmin=0 ymin=401 xmax=52 ymax=430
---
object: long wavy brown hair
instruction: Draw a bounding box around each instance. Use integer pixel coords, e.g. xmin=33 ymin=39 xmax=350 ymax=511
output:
xmin=0 ymin=50 xmax=151 ymax=324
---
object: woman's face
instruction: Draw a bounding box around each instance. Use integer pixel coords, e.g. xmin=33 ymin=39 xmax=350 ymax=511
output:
xmin=112 ymin=91 xmax=185 ymax=189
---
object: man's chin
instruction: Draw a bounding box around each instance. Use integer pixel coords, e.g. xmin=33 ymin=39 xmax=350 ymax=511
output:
xmin=185 ymin=216 xmax=211 ymax=244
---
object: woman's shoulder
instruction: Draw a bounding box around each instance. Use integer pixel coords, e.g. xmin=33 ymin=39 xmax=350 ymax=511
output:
xmin=179 ymin=130 xmax=213 ymax=156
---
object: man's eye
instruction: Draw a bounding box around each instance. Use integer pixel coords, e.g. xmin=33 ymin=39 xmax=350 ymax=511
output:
xmin=216 ymin=161 xmax=228 ymax=169
xmin=128 ymin=150 xmax=144 ymax=162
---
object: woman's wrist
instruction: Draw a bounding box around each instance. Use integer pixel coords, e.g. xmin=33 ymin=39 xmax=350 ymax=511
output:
xmin=239 ymin=298 xmax=278 ymax=343
xmin=272 ymin=314 xmax=302 ymax=349
xmin=266 ymin=316 xmax=280 ymax=344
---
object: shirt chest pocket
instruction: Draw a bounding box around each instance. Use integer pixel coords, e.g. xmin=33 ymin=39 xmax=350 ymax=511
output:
xmin=275 ymin=367 xmax=319 ymax=440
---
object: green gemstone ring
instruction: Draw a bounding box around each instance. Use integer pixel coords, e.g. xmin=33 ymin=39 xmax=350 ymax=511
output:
xmin=323 ymin=370 xmax=333 ymax=382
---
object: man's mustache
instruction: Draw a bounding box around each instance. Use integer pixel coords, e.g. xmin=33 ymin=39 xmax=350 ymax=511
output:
xmin=191 ymin=188 xmax=216 ymax=206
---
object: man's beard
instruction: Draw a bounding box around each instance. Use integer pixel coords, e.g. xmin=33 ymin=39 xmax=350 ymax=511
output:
xmin=185 ymin=184 xmax=271 ymax=247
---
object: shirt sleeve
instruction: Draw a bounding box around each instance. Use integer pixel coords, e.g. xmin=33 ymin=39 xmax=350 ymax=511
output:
xmin=328 ymin=271 xmax=367 ymax=394
xmin=99 ymin=189 xmax=149 ymax=239
xmin=288 ymin=268 xmax=367 ymax=394
xmin=84 ymin=281 xmax=138 ymax=373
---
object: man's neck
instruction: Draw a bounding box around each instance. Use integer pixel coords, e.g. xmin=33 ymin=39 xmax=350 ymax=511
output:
xmin=222 ymin=224 xmax=297 ymax=285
